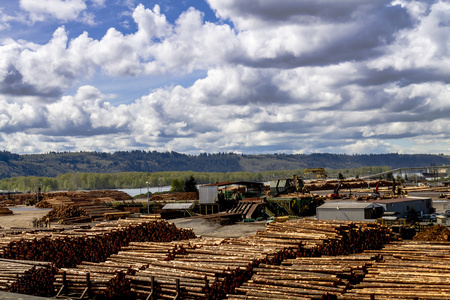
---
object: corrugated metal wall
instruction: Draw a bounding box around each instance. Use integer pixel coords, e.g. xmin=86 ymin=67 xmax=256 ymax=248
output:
xmin=199 ymin=185 xmax=219 ymax=204
xmin=317 ymin=208 xmax=366 ymax=221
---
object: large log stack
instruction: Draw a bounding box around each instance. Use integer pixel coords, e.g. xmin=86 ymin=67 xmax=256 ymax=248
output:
xmin=340 ymin=241 xmax=450 ymax=299
xmin=68 ymin=219 xmax=390 ymax=299
xmin=227 ymin=254 xmax=382 ymax=299
xmin=7 ymin=218 xmax=444 ymax=300
xmin=0 ymin=219 xmax=196 ymax=268
xmin=2 ymin=190 xmax=133 ymax=206
xmin=0 ymin=258 xmax=56 ymax=297
xmin=55 ymin=262 xmax=134 ymax=299
xmin=305 ymin=179 xmax=390 ymax=192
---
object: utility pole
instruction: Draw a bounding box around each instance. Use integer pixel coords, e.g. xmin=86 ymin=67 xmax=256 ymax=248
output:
xmin=146 ymin=181 xmax=150 ymax=214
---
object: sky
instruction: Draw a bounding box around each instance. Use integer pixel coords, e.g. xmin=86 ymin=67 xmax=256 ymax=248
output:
xmin=0 ymin=0 xmax=449 ymax=155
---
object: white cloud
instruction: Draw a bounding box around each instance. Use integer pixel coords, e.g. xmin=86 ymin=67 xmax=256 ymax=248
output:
xmin=20 ymin=0 xmax=87 ymax=23
xmin=1 ymin=1 xmax=450 ymax=155
xmin=0 ymin=8 xmax=16 ymax=31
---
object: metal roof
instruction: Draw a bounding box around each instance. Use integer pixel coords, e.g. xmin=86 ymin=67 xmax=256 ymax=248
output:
xmin=162 ymin=203 xmax=195 ymax=210
xmin=318 ymin=201 xmax=382 ymax=210
xmin=374 ymin=197 xmax=430 ymax=204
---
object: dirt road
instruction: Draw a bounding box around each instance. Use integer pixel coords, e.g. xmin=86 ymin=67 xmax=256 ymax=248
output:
xmin=0 ymin=206 xmax=51 ymax=229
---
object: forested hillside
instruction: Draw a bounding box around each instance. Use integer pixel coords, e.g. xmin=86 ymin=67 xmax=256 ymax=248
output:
xmin=0 ymin=150 xmax=449 ymax=180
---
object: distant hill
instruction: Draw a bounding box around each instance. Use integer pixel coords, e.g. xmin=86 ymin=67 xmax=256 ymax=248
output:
xmin=0 ymin=150 xmax=449 ymax=179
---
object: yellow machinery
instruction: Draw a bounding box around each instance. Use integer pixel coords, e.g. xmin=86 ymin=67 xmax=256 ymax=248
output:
xmin=303 ymin=168 xmax=327 ymax=180
xmin=266 ymin=216 xmax=289 ymax=226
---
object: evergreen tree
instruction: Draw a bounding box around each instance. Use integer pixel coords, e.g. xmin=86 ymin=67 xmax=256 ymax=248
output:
xmin=184 ymin=176 xmax=198 ymax=192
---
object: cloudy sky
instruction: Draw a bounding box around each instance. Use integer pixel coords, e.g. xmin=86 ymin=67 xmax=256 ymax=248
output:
xmin=0 ymin=0 xmax=449 ymax=155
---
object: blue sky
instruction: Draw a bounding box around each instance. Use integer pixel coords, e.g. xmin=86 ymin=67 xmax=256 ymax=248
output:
xmin=0 ymin=0 xmax=450 ymax=155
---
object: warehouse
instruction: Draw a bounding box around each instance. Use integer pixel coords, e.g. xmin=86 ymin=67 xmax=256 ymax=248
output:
xmin=316 ymin=201 xmax=383 ymax=221
xmin=373 ymin=197 xmax=433 ymax=218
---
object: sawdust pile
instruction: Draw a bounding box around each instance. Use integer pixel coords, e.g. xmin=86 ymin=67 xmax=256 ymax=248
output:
xmin=413 ymin=224 xmax=450 ymax=241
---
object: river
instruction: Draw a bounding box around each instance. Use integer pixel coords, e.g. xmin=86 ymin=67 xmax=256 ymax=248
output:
xmin=118 ymin=186 xmax=171 ymax=197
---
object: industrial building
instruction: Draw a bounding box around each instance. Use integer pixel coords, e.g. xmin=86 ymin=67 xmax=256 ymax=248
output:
xmin=316 ymin=202 xmax=384 ymax=221
xmin=373 ymin=197 xmax=433 ymax=218
xmin=198 ymin=181 xmax=265 ymax=214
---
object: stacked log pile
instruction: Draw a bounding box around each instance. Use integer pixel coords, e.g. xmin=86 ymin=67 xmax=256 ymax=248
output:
xmin=305 ymin=179 xmax=390 ymax=192
xmin=254 ymin=219 xmax=394 ymax=257
xmin=0 ymin=219 xmax=396 ymax=299
xmin=225 ymin=220 xmax=392 ymax=300
xmin=55 ymin=261 xmax=136 ymax=299
xmin=77 ymin=204 xmax=121 ymax=219
xmin=44 ymin=204 xmax=89 ymax=221
xmin=54 ymin=240 xmax=202 ymax=299
xmin=339 ymin=241 xmax=450 ymax=299
xmin=7 ymin=190 xmax=133 ymax=206
xmin=0 ymin=207 xmax=13 ymax=215
xmin=128 ymin=220 xmax=393 ymax=299
xmin=0 ymin=219 xmax=196 ymax=268
xmin=0 ymin=258 xmax=56 ymax=297
xmin=150 ymin=192 xmax=199 ymax=201
xmin=413 ymin=224 xmax=450 ymax=241
xmin=130 ymin=239 xmax=262 ymax=299
xmin=42 ymin=203 xmax=123 ymax=223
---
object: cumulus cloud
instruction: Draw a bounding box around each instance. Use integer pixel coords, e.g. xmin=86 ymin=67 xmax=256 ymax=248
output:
xmin=20 ymin=0 xmax=88 ymax=23
xmin=208 ymin=0 xmax=413 ymax=67
xmin=0 ymin=1 xmax=450 ymax=155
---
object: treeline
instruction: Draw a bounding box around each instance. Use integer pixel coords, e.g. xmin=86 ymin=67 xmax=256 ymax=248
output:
xmin=0 ymin=166 xmax=390 ymax=193
xmin=0 ymin=150 xmax=449 ymax=180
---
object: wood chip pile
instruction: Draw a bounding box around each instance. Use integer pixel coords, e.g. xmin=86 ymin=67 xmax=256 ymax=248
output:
xmin=0 ymin=219 xmax=196 ymax=268
xmin=0 ymin=258 xmax=56 ymax=297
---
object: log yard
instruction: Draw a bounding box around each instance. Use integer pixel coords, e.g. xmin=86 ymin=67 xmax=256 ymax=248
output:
xmin=0 ymin=174 xmax=449 ymax=299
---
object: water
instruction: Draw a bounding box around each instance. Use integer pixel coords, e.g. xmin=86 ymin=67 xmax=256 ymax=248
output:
xmin=118 ymin=186 xmax=171 ymax=197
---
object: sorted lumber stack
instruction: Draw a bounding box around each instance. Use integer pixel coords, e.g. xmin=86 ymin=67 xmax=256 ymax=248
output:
xmin=339 ymin=241 xmax=450 ymax=299
xmin=0 ymin=258 xmax=56 ymax=297
xmin=0 ymin=218 xmax=196 ymax=268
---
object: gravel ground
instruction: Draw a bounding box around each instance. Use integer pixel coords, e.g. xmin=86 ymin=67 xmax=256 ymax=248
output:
xmin=0 ymin=206 xmax=51 ymax=229
xmin=170 ymin=217 xmax=267 ymax=238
